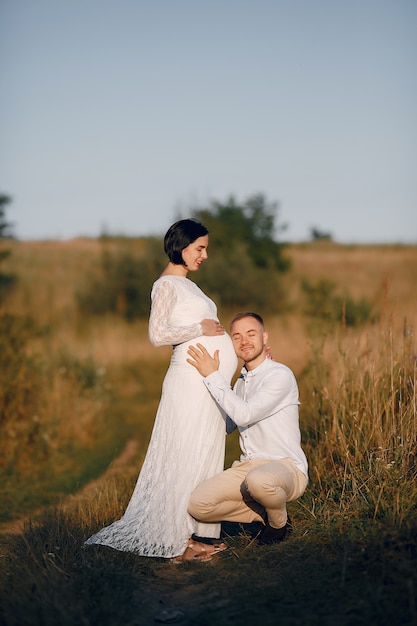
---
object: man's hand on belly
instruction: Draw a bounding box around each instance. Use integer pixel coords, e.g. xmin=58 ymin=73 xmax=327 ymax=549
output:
xmin=187 ymin=343 xmax=220 ymax=377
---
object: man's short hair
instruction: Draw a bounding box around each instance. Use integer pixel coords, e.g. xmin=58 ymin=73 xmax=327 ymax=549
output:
xmin=230 ymin=311 xmax=264 ymax=329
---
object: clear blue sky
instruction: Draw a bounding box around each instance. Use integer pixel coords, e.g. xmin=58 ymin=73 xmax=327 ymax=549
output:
xmin=1 ymin=0 xmax=416 ymax=243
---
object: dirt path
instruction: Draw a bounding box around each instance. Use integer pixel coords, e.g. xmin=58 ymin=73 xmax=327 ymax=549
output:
xmin=0 ymin=439 xmax=139 ymax=535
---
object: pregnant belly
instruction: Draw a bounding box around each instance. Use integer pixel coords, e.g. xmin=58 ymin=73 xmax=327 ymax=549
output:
xmin=172 ymin=333 xmax=238 ymax=379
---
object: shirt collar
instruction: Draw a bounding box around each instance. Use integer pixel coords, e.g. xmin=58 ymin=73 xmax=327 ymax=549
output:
xmin=239 ymin=357 xmax=269 ymax=378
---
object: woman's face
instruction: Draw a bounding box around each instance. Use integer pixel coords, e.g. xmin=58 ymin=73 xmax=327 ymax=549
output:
xmin=181 ymin=235 xmax=209 ymax=271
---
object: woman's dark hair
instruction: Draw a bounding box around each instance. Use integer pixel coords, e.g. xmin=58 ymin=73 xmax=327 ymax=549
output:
xmin=164 ymin=218 xmax=209 ymax=265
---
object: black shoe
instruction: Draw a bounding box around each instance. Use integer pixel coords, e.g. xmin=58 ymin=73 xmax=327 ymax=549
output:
xmin=257 ymin=517 xmax=293 ymax=545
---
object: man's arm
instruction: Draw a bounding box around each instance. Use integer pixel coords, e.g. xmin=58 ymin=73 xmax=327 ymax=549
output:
xmin=187 ymin=343 xmax=237 ymax=433
xmin=188 ymin=344 xmax=297 ymax=428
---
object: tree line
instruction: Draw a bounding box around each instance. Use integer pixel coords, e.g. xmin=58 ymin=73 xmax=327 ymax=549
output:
xmin=0 ymin=191 xmax=374 ymax=326
xmin=77 ymin=193 xmax=291 ymax=319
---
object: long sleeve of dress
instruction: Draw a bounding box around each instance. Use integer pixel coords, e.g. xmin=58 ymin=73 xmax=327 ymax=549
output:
xmin=148 ymin=279 xmax=203 ymax=347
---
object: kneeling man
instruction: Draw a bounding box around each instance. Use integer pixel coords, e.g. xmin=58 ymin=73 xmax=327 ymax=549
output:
xmin=186 ymin=312 xmax=308 ymax=545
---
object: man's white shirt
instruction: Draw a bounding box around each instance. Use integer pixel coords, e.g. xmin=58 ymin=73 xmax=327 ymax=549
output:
xmin=203 ymin=358 xmax=308 ymax=478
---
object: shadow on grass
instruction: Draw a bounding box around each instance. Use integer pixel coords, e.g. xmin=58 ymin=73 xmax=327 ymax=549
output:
xmin=0 ymin=511 xmax=416 ymax=626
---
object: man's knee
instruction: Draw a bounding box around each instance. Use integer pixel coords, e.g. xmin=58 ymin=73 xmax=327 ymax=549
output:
xmin=245 ymin=469 xmax=277 ymax=502
xmin=188 ymin=486 xmax=212 ymax=520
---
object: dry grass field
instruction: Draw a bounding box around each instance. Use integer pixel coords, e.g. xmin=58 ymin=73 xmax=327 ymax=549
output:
xmin=0 ymin=238 xmax=416 ymax=625
xmin=3 ymin=238 xmax=416 ymax=371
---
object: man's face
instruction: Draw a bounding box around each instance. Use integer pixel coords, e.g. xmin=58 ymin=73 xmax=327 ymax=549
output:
xmin=230 ymin=316 xmax=268 ymax=370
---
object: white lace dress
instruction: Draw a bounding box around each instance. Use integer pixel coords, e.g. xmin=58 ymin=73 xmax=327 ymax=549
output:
xmin=85 ymin=276 xmax=238 ymax=558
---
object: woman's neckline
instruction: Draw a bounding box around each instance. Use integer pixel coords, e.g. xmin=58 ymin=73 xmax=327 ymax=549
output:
xmin=159 ymin=274 xmax=188 ymax=279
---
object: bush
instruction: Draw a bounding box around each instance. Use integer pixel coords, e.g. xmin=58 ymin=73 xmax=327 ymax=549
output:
xmin=76 ymin=238 xmax=165 ymax=321
xmin=0 ymin=314 xmax=42 ymax=434
xmin=198 ymin=242 xmax=286 ymax=313
xmin=0 ymin=249 xmax=17 ymax=303
xmin=0 ymin=313 xmax=116 ymax=521
xmin=301 ymin=277 xmax=377 ymax=326
xmin=77 ymin=236 xmax=289 ymax=319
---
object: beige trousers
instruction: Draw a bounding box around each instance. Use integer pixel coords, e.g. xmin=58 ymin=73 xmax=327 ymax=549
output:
xmin=188 ymin=457 xmax=308 ymax=529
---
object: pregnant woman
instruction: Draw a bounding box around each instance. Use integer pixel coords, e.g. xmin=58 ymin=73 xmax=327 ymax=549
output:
xmin=85 ymin=219 xmax=238 ymax=562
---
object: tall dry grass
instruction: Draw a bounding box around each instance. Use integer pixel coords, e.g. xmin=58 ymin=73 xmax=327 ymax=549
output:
xmin=1 ymin=239 xmax=416 ymax=626
xmin=1 ymin=239 xmax=416 ymax=528
xmin=300 ymin=318 xmax=416 ymax=531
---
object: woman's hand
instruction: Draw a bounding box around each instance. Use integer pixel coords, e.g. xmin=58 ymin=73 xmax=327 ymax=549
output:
xmin=201 ymin=319 xmax=225 ymax=336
